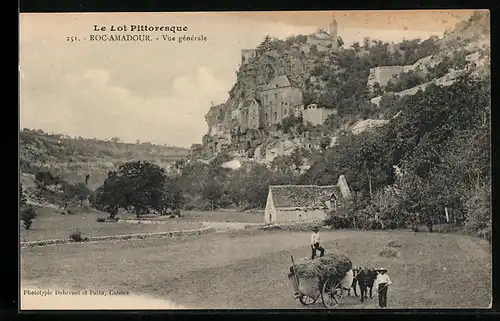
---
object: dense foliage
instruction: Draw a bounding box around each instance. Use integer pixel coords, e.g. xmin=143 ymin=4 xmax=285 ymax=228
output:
xmin=20 ymin=182 xmax=38 ymax=230
xmin=92 ymin=161 xmax=183 ymax=218
xmin=310 ymin=75 xmax=491 ymax=238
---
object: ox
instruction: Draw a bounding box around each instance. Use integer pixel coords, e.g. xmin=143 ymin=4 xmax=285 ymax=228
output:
xmin=356 ymin=268 xmax=377 ymax=303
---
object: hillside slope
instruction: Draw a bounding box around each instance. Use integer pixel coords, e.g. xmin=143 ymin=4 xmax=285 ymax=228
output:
xmin=20 ymin=129 xmax=188 ymax=190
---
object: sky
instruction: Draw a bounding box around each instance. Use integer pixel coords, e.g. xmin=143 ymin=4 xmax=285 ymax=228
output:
xmin=19 ymin=10 xmax=477 ymax=148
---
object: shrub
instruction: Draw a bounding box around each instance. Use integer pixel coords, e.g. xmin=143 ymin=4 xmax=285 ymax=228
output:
xmin=69 ymin=229 xmax=85 ymax=242
xmin=464 ymin=181 xmax=491 ymax=243
xmin=324 ymin=198 xmax=367 ymax=229
xmin=21 ymin=205 xmax=37 ymax=230
xmin=96 ymin=217 xmax=106 ymax=222
xmin=325 ymin=214 xmax=352 ymax=229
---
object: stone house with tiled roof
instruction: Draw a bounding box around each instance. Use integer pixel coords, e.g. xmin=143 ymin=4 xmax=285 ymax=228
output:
xmin=264 ymin=176 xmax=351 ymax=224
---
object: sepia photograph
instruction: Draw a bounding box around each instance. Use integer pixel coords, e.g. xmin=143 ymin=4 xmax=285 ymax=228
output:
xmin=19 ymin=10 xmax=491 ymax=310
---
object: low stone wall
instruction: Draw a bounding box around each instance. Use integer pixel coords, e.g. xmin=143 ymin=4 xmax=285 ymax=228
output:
xmin=118 ymin=218 xmax=181 ymax=224
xmin=20 ymin=227 xmax=215 ymax=249
xmin=261 ymin=220 xmax=325 ymax=232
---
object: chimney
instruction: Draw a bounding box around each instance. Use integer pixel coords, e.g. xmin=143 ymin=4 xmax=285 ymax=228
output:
xmin=337 ymin=175 xmax=351 ymax=199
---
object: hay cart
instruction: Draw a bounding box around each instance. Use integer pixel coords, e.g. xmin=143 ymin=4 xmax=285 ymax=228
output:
xmin=288 ymin=254 xmax=351 ymax=309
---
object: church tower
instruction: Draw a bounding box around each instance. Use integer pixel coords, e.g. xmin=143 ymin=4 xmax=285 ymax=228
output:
xmin=329 ymin=15 xmax=338 ymax=51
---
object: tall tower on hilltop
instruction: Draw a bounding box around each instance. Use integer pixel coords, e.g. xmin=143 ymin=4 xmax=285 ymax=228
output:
xmin=329 ymin=15 xmax=338 ymax=51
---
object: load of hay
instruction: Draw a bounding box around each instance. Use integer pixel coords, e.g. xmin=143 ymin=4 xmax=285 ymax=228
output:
xmin=288 ymin=253 xmax=352 ymax=298
xmin=293 ymin=253 xmax=352 ymax=281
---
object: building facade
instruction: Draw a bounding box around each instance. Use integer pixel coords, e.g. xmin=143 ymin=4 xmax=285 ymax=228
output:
xmin=305 ymin=17 xmax=338 ymax=52
xmin=259 ymin=75 xmax=303 ymax=126
xmin=240 ymin=98 xmax=263 ymax=130
xmin=241 ymin=49 xmax=258 ymax=65
xmin=264 ymin=177 xmax=351 ymax=224
xmin=302 ymin=104 xmax=336 ymax=126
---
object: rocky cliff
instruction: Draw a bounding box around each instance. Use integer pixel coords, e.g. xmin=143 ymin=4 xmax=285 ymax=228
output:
xmin=194 ymin=10 xmax=490 ymax=169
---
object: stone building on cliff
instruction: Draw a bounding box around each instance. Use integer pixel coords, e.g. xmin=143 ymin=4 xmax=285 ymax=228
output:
xmin=302 ymin=17 xmax=339 ymax=53
xmin=241 ymin=49 xmax=258 ymax=66
xmin=301 ymin=103 xmax=337 ymax=126
xmin=259 ymin=75 xmax=303 ymax=126
xmin=240 ymin=98 xmax=263 ymax=130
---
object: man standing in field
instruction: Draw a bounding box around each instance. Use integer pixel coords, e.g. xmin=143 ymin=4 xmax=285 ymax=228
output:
xmin=310 ymin=227 xmax=325 ymax=260
xmin=375 ymin=267 xmax=392 ymax=308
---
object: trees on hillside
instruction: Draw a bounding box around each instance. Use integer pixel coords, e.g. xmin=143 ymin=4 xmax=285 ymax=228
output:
xmin=20 ymin=182 xmax=38 ymax=230
xmin=256 ymin=35 xmax=272 ymax=55
xmin=61 ymin=182 xmax=91 ymax=209
xmin=279 ymin=115 xmax=305 ymax=134
xmin=385 ymin=70 xmax=427 ymax=93
xmin=35 ymin=171 xmax=60 ymax=188
xmin=312 ymin=75 xmax=490 ymax=233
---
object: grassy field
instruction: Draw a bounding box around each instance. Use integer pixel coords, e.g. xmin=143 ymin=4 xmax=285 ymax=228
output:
xmin=21 ymin=229 xmax=491 ymax=309
xmin=20 ymin=207 xmax=203 ymax=242
xmin=176 ymin=210 xmax=263 ymax=223
xmin=117 ymin=210 xmax=263 ymax=224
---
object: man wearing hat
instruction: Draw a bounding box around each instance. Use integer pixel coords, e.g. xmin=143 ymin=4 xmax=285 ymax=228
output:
xmin=310 ymin=227 xmax=325 ymax=260
xmin=375 ymin=267 xmax=392 ymax=308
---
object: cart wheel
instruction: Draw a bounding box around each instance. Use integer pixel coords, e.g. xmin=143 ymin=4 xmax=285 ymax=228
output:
xmin=298 ymin=294 xmax=318 ymax=306
xmin=321 ymin=277 xmax=343 ymax=309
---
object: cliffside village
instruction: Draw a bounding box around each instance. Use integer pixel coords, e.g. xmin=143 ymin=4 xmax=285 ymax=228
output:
xmin=194 ymin=18 xmax=341 ymax=160
xmin=190 ymin=15 xmax=489 ymax=165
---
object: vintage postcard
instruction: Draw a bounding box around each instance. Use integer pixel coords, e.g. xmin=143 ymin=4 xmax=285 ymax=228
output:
xmin=19 ymin=10 xmax=491 ymax=310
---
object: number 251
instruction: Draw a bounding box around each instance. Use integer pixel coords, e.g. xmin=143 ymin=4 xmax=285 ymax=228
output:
xmin=66 ymin=37 xmax=78 ymax=42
